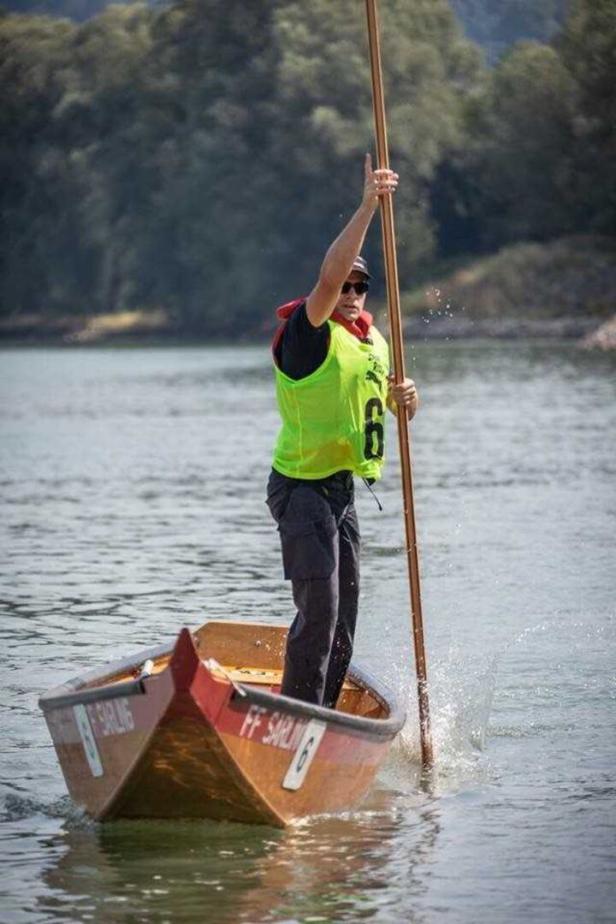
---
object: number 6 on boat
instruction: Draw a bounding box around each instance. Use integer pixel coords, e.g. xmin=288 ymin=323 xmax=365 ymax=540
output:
xmin=282 ymin=719 xmax=327 ymax=790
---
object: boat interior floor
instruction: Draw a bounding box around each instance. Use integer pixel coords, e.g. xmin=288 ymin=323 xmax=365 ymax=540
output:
xmin=87 ymin=651 xmax=385 ymax=720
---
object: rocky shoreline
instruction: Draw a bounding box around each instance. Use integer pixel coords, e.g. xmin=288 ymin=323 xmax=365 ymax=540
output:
xmin=579 ymin=315 xmax=616 ymax=351
xmin=400 ymin=235 xmax=616 ymax=349
xmin=1 ymin=236 xmax=614 ymax=349
xmin=401 ymin=312 xmax=602 ymax=342
xmin=0 ymin=310 xmax=611 ymax=348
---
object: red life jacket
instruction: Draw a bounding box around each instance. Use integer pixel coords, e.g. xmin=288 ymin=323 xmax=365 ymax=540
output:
xmin=272 ymin=298 xmax=374 ymax=361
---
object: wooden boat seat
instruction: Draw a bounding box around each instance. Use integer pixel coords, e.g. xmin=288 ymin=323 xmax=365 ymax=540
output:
xmin=95 ymin=662 xmax=357 ymax=693
xmin=222 ymin=665 xmax=356 ymax=691
xmin=220 ymin=664 xmax=379 ymax=717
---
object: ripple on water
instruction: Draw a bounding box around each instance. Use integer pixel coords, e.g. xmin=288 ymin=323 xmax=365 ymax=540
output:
xmin=1 ymin=343 xmax=615 ymax=924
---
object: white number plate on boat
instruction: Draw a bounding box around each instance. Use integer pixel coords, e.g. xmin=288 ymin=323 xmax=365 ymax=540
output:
xmin=282 ymin=719 xmax=326 ymax=790
xmin=73 ymin=704 xmax=104 ymax=777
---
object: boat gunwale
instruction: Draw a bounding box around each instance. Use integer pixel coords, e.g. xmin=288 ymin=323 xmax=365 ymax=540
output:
xmin=38 ymin=631 xmax=406 ymax=740
xmin=39 ymin=677 xmax=148 ymax=710
xmin=38 ymin=640 xmax=171 ymax=711
xmin=233 ymin=664 xmax=405 ymax=740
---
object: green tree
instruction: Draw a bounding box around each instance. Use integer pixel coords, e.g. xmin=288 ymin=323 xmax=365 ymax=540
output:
xmin=557 ymin=0 xmax=616 ymax=233
xmin=0 ymin=13 xmax=78 ymax=315
xmin=434 ymin=0 xmax=616 ymax=254
xmin=469 ymin=41 xmax=578 ymax=244
xmin=265 ymin=0 xmax=482 ymax=295
xmin=3 ymin=0 xmax=612 ymax=335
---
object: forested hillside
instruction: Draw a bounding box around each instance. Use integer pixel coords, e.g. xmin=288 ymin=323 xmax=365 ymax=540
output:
xmin=2 ymin=0 xmax=573 ymax=54
xmin=1 ymin=0 xmax=614 ymax=336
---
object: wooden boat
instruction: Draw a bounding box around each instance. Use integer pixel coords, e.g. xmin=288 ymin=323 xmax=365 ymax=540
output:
xmin=39 ymin=620 xmax=405 ymax=826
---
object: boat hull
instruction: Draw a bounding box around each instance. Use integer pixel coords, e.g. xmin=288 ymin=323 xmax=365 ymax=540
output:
xmin=40 ymin=623 xmax=405 ymax=826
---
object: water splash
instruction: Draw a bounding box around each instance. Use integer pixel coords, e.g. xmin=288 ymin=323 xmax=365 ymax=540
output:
xmin=380 ymin=647 xmax=497 ymax=794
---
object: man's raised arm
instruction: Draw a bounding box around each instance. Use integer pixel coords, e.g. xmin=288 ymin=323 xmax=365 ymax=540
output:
xmin=305 ymin=154 xmax=398 ymax=328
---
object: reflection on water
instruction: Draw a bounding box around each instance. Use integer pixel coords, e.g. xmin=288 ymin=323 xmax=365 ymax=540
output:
xmin=1 ymin=342 xmax=615 ymax=923
xmin=38 ymin=795 xmax=441 ymax=924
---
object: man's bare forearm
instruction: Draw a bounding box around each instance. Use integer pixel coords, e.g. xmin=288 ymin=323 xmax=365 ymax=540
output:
xmin=318 ymin=201 xmax=377 ymax=292
xmin=305 ymin=154 xmax=398 ymax=328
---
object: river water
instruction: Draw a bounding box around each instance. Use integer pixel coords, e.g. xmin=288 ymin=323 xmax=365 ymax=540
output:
xmin=0 ymin=342 xmax=614 ymax=923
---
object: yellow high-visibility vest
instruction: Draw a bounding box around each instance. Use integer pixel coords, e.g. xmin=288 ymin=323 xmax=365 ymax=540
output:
xmin=273 ymin=320 xmax=389 ymax=481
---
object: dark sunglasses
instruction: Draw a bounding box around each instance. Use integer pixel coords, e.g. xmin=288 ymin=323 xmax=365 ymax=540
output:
xmin=341 ymin=280 xmax=370 ymax=295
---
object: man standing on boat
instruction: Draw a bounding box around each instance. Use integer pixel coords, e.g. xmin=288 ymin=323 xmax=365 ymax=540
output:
xmin=268 ymin=154 xmax=418 ymax=708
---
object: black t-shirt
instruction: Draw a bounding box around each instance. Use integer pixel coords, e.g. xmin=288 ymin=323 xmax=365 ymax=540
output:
xmin=277 ymin=302 xmax=329 ymax=380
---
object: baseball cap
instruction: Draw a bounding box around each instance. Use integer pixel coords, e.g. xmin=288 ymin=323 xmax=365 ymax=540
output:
xmin=351 ymin=256 xmax=371 ymax=278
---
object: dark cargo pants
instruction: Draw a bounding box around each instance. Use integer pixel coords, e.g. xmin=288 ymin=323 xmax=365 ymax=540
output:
xmin=266 ymin=469 xmax=360 ymax=709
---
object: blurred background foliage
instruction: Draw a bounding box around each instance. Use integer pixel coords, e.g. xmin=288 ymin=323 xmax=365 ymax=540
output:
xmin=0 ymin=0 xmax=614 ymax=336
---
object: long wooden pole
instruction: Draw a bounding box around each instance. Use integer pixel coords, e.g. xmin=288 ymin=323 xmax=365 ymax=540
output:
xmin=365 ymin=0 xmax=434 ymax=768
